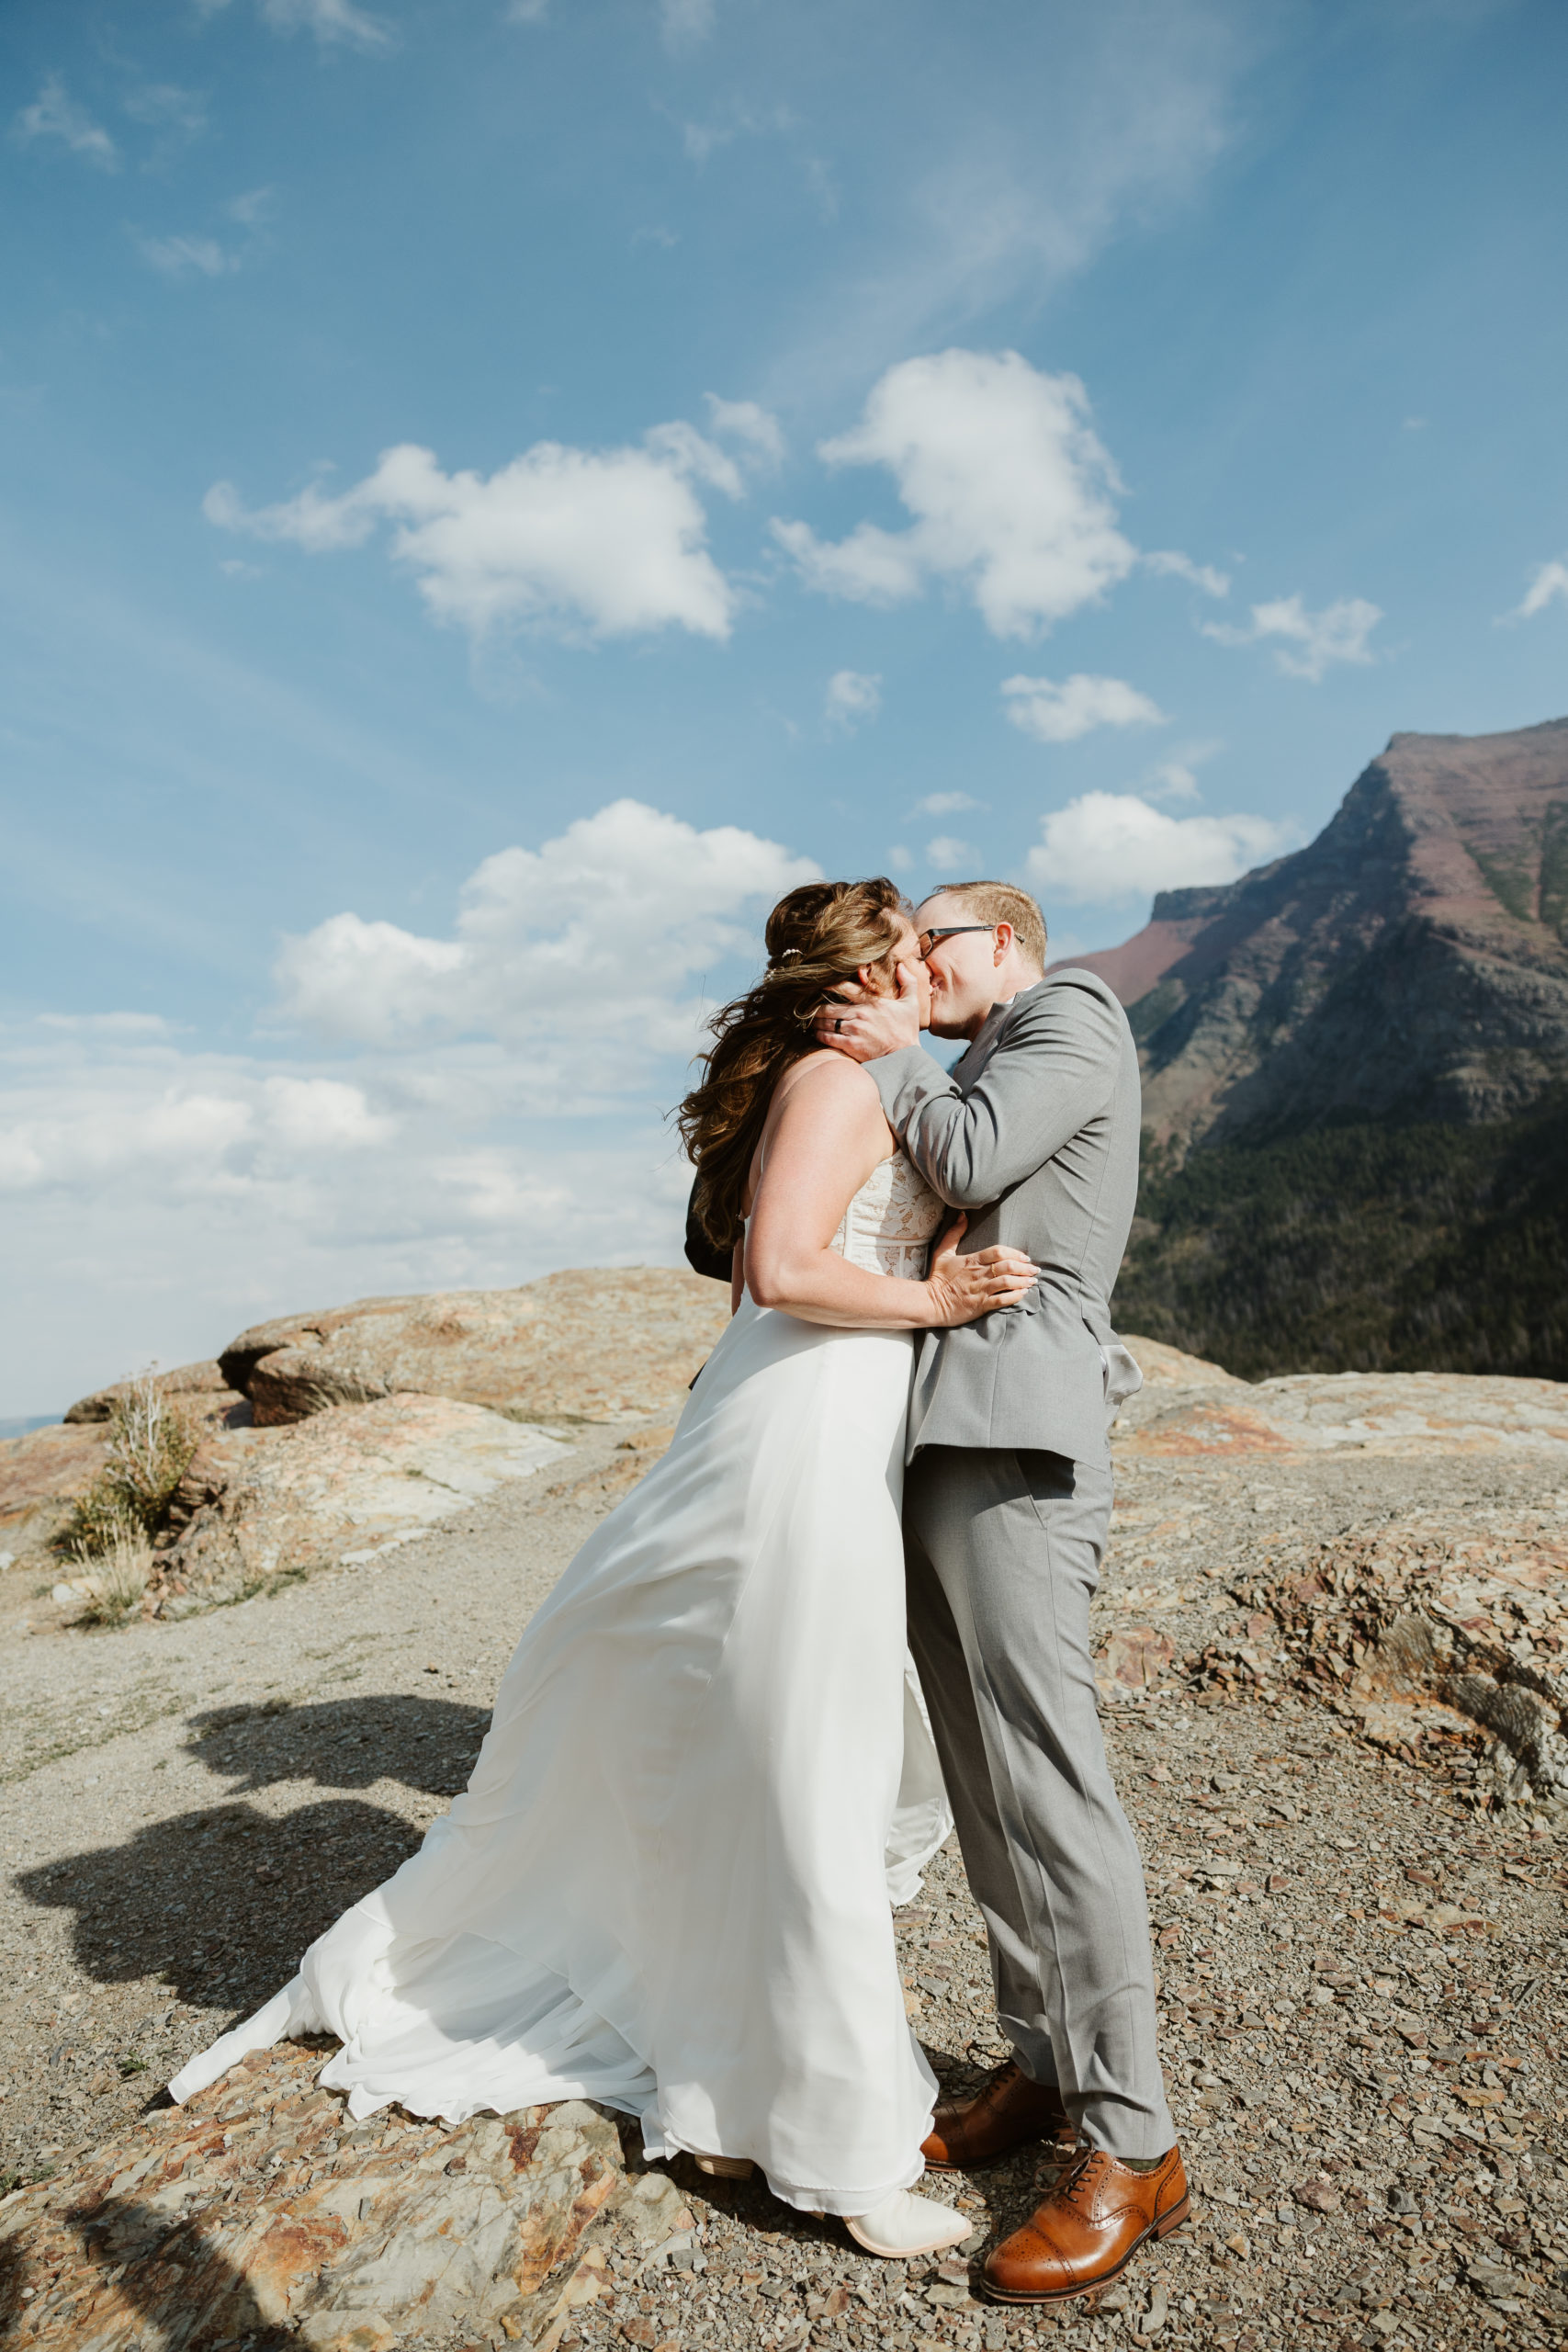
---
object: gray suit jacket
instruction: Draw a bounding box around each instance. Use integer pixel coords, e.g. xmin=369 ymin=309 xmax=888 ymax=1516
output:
xmin=867 ymin=968 xmax=1144 ymax=1467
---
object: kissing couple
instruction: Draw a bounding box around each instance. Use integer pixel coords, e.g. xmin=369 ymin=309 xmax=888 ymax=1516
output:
xmin=172 ymin=875 xmax=1187 ymax=2302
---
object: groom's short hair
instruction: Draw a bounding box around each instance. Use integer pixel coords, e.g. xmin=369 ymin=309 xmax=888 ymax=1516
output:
xmin=930 ymin=880 xmax=1047 ymax=973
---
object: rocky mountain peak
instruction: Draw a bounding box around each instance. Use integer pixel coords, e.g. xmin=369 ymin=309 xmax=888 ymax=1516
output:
xmin=1054 ymin=716 xmax=1568 ymax=1152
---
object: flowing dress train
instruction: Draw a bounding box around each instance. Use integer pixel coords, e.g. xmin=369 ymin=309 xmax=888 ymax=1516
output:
xmin=170 ymin=1152 xmax=952 ymax=2214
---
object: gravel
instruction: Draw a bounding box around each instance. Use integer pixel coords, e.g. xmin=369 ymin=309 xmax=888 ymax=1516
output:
xmin=3 ymin=1421 xmax=1566 ymax=2351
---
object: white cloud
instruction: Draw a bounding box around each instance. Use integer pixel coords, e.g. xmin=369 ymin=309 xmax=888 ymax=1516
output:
xmin=228 ymin=187 xmax=276 ymax=226
xmin=1143 ymin=548 xmax=1230 ymax=597
xmin=705 ymin=394 xmax=784 ymax=466
xmin=773 ymin=516 xmax=922 ymax=606
xmin=824 ymin=670 xmax=881 ymax=732
xmin=274 ymin=799 xmax=818 ymax=1078
xmin=137 ymin=233 xmax=237 ymax=279
xmin=660 ymin=0 xmax=717 ymax=47
xmin=802 ymin=153 xmax=838 ymax=224
xmin=124 ymin=84 xmax=209 ymax=139
xmin=206 ymin=422 xmax=748 ymax=642
xmin=1505 ymin=560 xmax=1568 ymax=622
xmin=0 ymin=1063 xmax=390 ymax=1198
xmin=1001 ymin=673 xmax=1167 ymax=745
xmin=0 ymin=801 xmax=820 ymax=1411
xmin=0 ymin=1021 xmax=694 ymax=1414
xmin=1027 ymin=791 xmax=1295 ymax=905
xmin=264 ymin=1076 xmax=394 ymax=1150
xmin=679 ymin=101 xmax=791 ymax=166
xmin=1131 ymin=737 xmax=1224 ymax=805
xmin=774 ymin=9 xmax=1252 ymax=404
xmin=506 ymin=0 xmax=552 ymax=18
xmin=886 ymin=845 xmax=914 ymax=875
xmin=0 ymin=1082 xmax=254 ymax=1195
xmin=265 ymin=0 xmax=392 ymax=47
xmin=38 ymin=1012 xmax=175 ymax=1036
xmin=914 ymin=792 xmax=980 ymax=818
xmin=773 ymin=349 xmax=1136 ymax=640
xmin=1201 ymin=594 xmax=1383 ymax=682
xmin=196 ymin=0 xmax=391 ymax=47
xmin=12 ymin=76 xmax=118 ymax=170
xmin=1143 ymin=760 xmax=1201 ymax=803
xmin=925 ymin=836 xmax=976 ymax=869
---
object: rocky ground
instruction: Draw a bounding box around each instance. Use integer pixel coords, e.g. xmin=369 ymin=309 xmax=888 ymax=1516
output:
xmin=2 ymin=1351 xmax=1566 ymax=2352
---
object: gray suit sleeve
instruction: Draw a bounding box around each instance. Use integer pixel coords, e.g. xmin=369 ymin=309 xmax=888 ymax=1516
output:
xmin=867 ymin=987 xmax=1122 ymax=1207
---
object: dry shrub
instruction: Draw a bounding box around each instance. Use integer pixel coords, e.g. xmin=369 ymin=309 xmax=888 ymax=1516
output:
xmin=64 ymin=1527 xmax=155 ymax=1627
xmin=58 ymin=1373 xmax=197 ymax=1559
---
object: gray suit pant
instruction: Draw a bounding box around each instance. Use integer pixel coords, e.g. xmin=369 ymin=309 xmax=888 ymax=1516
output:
xmin=904 ymin=1445 xmax=1175 ymax=2159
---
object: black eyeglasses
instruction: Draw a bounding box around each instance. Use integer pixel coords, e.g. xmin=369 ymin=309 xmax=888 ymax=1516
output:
xmin=915 ymin=924 xmax=996 ymax=961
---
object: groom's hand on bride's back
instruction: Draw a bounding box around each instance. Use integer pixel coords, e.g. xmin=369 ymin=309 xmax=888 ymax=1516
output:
xmin=815 ymin=960 xmax=922 ymax=1062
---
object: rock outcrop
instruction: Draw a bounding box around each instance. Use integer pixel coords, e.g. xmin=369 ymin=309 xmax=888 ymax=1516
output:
xmin=0 ymin=1423 xmax=111 ymax=1564
xmin=1 ymin=1268 xmax=727 ymax=1594
xmin=1053 ymin=716 xmax=1568 ymax=1152
xmin=1242 ymin=1506 xmax=1568 ymax=1808
xmin=0 ymin=2038 xmax=690 ymax=2351
xmin=1122 ymin=1336 xmax=1241 ymax=1388
xmin=1115 ymin=1363 xmax=1568 ymax=1462
xmin=1107 ymin=1349 xmax=1568 ymax=1806
xmin=63 ymin=1362 xmax=232 ymax=1426
xmin=151 ymin=1396 xmax=570 ymax=1611
xmin=219 ymin=1269 xmax=729 ymax=1428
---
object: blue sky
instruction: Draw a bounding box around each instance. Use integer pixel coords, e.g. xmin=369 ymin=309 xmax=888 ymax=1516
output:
xmin=3 ymin=0 xmax=1567 ymax=1414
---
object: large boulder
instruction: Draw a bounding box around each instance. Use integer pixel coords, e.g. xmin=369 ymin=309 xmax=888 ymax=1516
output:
xmin=63 ymin=1359 xmax=232 ymax=1425
xmin=2 ymin=1373 xmax=250 ymax=1579
xmin=0 ymin=1422 xmax=111 ymax=1565
xmin=152 ymin=1396 xmax=570 ymax=1610
xmin=219 ymin=1269 xmax=730 ymax=1428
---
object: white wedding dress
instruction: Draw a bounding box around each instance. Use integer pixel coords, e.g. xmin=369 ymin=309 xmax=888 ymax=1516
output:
xmin=170 ymin=1151 xmax=954 ymax=2216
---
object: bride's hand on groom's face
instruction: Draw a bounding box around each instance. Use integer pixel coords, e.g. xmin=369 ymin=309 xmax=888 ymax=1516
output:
xmin=815 ymin=960 xmax=923 ymax=1062
xmin=924 ymin=1215 xmax=1038 ymax=1328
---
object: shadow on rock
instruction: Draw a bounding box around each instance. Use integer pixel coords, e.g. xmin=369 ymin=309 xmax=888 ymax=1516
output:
xmin=0 ymin=2229 xmax=28 ymax=2341
xmin=15 ymin=1797 xmax=423 ymax=2010
xmin=186 ymin=1691 xmax=493 ymax=1798
xmin=63 ymin=2194 xmax=299 ymax=2350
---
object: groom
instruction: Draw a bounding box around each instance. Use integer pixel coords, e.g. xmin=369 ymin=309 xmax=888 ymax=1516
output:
xmin=820 ymin=880 xmax=1187 ymax=2307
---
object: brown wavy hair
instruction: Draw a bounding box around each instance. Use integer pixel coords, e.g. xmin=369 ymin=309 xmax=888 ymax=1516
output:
xmin=677 ymin=877 xmax=911 ymax=1251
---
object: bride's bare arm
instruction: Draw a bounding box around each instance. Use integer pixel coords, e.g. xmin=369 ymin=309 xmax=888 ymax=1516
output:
xmin=742 ymin=1055 xmax=1035 ymax=1330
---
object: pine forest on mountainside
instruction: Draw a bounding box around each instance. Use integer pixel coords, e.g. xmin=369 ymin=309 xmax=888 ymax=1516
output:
xmin=1116 ymin=1092 xmax=1568 ymax=1382
xmin=1076 ymin=718 xmax=1568 ymax=1384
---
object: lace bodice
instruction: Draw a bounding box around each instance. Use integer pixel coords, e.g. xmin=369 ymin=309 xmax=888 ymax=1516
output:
xmin=829 ymin=1151 xmax=945 ymax=1278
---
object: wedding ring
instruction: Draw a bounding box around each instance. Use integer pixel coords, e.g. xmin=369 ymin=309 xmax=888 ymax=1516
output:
xmin=835 ymin=1017 xmax=844 ymax=1034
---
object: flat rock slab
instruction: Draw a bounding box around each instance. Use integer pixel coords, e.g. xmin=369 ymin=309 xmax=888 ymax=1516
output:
xmin=1123 ymin=1335 xmax=1244 ymax=1387
xmin=220 ymin=1270 xmax=730 ymax=1428
xmin=2 ymin=1386 xmax=249 ymax=1577
xmin=0 ymin=1424 xmax=111 ymax=1561
xmin=156 ymin=1397 xmax=570 ymax=1611
xmin=1244 ymin=1506 xmax=1568 ymax=1799
xmin=63 ymin=1362 xmax=233 ymax=1426
xmin=1119 ymin=1367 xmax=1568 ymax=1460
xmin=0 ymin=2042 xmax=662 ymax=2350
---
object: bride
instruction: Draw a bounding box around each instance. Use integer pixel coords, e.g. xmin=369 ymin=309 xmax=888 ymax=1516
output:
xmin=169 ymin=877 xmax=1036 ymax=2256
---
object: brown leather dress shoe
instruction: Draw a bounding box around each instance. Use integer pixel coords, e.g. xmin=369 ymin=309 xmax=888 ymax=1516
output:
xmin=982 ymin=2145 xmax=1190 ymax=2303
xmin=921 ymin=2060 xmax=1077 ymax=2172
